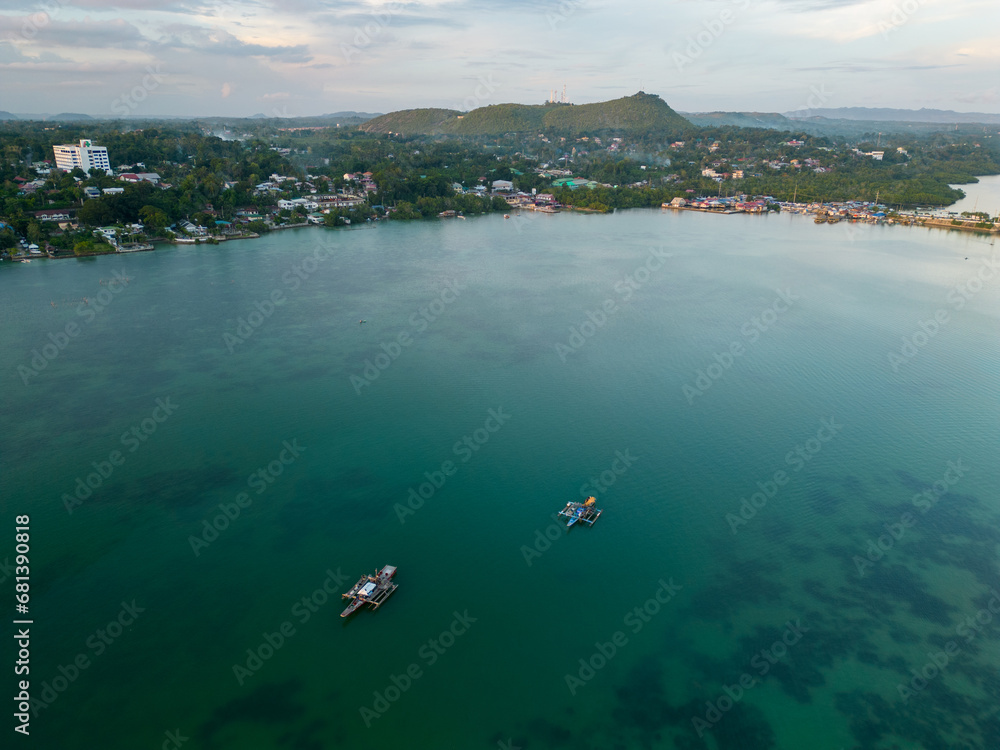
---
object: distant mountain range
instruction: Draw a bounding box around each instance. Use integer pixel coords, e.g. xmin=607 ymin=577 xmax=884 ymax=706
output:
xmin=2 ymin=101 xmax=997 ymax=138
xmin=785 ymin=107 xmax=1000 ymax=125
xmin=681 ymin=109 xmax=1000 ymax=139
xmin=360 ymin=93 xmax=692 ymax=136
xmin=1 ymin=111 xmax=381 ymax=123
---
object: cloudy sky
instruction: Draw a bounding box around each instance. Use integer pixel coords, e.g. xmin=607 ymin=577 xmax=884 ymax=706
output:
xmin=0 ymin=0 xmax=997 ymax=117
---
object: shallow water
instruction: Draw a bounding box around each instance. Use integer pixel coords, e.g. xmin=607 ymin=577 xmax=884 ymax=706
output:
xmin=2 ymin=208 xmax=999 ymax=749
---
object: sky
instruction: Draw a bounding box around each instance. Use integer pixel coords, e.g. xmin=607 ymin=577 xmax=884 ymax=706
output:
xmin=0 ymin=0 xmax=998 ymax=118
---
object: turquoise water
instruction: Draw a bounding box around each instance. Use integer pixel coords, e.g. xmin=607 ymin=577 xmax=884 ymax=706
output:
xmin=2 ymin=210 xmax=999 ymax=749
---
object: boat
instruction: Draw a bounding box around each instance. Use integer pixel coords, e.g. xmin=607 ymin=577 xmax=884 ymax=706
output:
xmin=557 ymin=496 xmax=602 ymax=527
xmin=341 ymin=565 xmax=398 ymax=617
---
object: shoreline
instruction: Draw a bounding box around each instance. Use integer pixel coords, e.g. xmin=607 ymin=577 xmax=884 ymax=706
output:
xmin=6 ymin=205 xmax=996 ymax=265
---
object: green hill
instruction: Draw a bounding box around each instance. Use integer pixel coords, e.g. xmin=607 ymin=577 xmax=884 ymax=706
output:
xmin=541 ymin=92 xmax=691 ymax=135
xmin=359 ymin=108 xmax=459 ymax=135
xmin=445 ymin=103 xmax=554 ymax=135
xmin=682 ymin=111 xmax=801 ymax=131
xmin=359 ymin=93 xmax=692 ymax=137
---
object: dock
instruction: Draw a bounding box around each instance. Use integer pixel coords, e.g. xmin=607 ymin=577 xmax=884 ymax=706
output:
xmin=558 ymin=497 xmax=602 ymax=528
xmin=341 ymin=565 xmax=398 ymax=617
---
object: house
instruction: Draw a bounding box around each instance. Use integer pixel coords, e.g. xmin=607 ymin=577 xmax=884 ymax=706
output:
xmin=492 ymin=180 xmax=514 ymax=192
xmin=35 ymin=210 xmax=71 ymax=222
xmin=103 ymin=187 xmax=124 ymax=195
xmin=277 ymin=198 xmax=319 ymax=212
xmin=177 ymin=220 xmax=207 ymax=236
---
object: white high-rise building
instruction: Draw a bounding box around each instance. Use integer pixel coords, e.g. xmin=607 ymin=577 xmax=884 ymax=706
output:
xmin=53 ymin=140 xmax=112 ymax=175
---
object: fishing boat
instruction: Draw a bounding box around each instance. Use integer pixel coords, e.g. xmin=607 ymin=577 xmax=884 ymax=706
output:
xmin=558 ymin=496 xmax=602 ymax=527
xmin=341 ymin=565 xmax=398 ymax=617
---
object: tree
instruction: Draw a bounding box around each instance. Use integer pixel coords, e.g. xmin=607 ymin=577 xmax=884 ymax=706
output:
xmin=26 ymin=221 xmax=43 ymax=244
xmin=0 ymin=228 xmax=16 ymax=251
xmin=139 ymin=205 xmax=169 ymax=233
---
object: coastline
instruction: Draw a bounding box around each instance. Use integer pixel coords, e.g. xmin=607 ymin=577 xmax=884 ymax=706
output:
xmin=7 ymin=203 xmax=996 ymax=266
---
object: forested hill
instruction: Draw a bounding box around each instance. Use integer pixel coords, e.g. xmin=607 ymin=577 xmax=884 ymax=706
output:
xmin=359 ymin=93 xmax=693 ymax=137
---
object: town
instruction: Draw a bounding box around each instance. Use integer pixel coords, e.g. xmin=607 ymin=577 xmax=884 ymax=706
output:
xmin=1 ymin=112 xmax=998 ymax=260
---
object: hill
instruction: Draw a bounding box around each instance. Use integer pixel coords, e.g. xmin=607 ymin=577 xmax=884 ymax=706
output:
xmin=360 ymin=108 xmax=461 ymax=135
xmin=360 ymin=93 xmax=692 ymax=137
xmin=0 ymin=111 xmax=18 ymax=121
xmin=541 ymin=92 xmax=691 ymax=134
xmin=48 ymin=112 xmax=95 ymax=121
xmin=680 ymin=111 xmax=802 ymax=131
xmin=445 ymin=103 xmax=553 ymax=135
xmin=787 ymin=107 xmax=1000 ymax=125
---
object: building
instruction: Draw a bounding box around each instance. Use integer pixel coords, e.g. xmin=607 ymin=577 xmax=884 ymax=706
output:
xmin=53 ymin=140 xmax=112 ymax=175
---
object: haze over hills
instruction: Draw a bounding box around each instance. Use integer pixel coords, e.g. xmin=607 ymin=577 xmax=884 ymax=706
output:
xmin=360 ymin=93 xmax=692 ymax=137
xmin=786 ymin=107 xmax=1000 ymax=125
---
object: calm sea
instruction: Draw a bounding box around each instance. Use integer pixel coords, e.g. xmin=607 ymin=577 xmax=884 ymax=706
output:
xmin=2 ymin=208 xmax=999 ymax=749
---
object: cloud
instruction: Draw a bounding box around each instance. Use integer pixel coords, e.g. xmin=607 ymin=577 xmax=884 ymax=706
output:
xmin=158 ymin=23 xmax=312 ymax=62
xmin=0 ymin=41 xmax=70 ymax=64
xmin=0 ymin=16 xmax=150 ymax=50
xmin=221 ymin=81 xmax=233 ymax=97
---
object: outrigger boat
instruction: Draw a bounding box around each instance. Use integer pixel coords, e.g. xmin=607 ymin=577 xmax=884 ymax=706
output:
xmin=558 ymin=496 xmax=602 ymax=528
xmin=341 ymin=565 xmax=398 ymax=617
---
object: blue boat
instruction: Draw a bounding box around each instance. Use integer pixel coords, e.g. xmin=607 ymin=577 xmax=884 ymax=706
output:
xmin=558 ymin=497 xmax=602 ymax=527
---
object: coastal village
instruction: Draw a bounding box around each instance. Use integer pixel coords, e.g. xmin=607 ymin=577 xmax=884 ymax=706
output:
xmin=2 ymin=128 xmax=998 ymax=261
